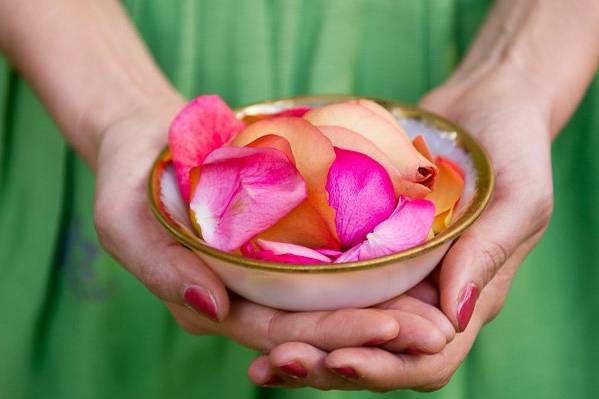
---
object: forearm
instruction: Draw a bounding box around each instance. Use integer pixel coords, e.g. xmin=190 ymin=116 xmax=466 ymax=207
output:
xmin=0 ymin=0 xmax=180 ymax=168
xmin=446 ymin=0 xmax=599 ymax=137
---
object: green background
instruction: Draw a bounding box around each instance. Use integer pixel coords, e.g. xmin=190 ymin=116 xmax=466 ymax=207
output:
xmin=1 ymin=1 xmax=597 ymax=398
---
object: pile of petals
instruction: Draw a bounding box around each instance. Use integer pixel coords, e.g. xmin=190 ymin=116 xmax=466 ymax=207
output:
xmin=168 ymin=95 xmax=465 ymax=264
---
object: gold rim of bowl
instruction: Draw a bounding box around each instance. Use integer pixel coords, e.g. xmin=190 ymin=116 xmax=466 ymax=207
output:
xmin=148 ymin=94 xmax=494 ymax=274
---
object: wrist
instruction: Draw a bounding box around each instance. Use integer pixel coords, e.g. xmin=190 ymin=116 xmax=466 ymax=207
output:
xmin=82 ymin=84 xmax=185 ymax=168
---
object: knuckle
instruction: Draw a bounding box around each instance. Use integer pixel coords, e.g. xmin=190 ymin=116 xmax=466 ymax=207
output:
xmin=417 ymin=369 xmax=454 ymax=392
xmin=533 ymin=193 xmax=554 ymax=230
xmin=479 ymin=239 xmax=509 ymax=283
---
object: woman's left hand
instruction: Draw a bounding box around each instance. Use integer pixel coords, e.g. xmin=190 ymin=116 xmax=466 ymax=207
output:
xmin=247 ymin=62 xmax=555 ymax=390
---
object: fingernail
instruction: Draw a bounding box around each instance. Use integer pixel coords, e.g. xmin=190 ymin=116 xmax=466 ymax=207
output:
xmin=183 ymin=285 xmax=219 ymax=322
xmin=262 ymin=375 xmax=284 ymax=387
xmin=364 ymin=338 xmax=387 ymax=346
xmin=457 ymin=283 xmax=479 ymax=332
xmin=278 ymin=361 xmax=307 ymax=378
xmin=332 ymin=366 xmax=359 ymax=379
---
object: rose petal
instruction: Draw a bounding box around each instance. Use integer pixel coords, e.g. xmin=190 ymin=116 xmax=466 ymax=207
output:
xmin=232 ymin=117 xmax=338 ymax=238
xmin=326 ymin=147 xmax=396 ymax=248
xmin=316 ymin=248 xmax=343 ymax=259
xmin=336 ymin=197 xmax=435 ymax=263
xmin=242 ymin=106 xmax=313 ymax=125
xmin=189 ymin=146 xmax=306 ymax=251
xmin=318 ymin=125 xmax=429 ymax=198
xmin=412 ymin=135 xmax=434 ymax=162
xmin=246 ymin=134 xmax=295 ymax=164
xmin=304 ymin=100 xmax=437 ymax=194
xmin=169 ymin=96 xmax=245 ymax=201
xmin=436 ymin=155 xmax=465 ymax=180
xmin=257 ymin=200 xmax=340 ymax=249
xmin=432 ymin=207 xmax=455 ymax=234
xmin=241 ymin=239 xmax=331 ymax=264
xmin=426 ymin=158 xmax=465 ymax=216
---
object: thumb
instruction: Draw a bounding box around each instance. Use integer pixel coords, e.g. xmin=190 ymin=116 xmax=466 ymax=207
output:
xmin=438 ymin=191 xmax=551 ymax=332
xmin=94 ymin=193 xmax=230 ymax=322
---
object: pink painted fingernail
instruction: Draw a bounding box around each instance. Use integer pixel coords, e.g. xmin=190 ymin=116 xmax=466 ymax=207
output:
xmin=262 ymin=375 xmax=284 ymax=387
xmin=332 ymin=366 xmax=359 ymax=379
xmin=183 ymin=285 xmax=219 ymax=322
xmin=278 ymin=361 xmax=307 ymax=378
xmin=457 ymin=283 xmax=479 ymax=332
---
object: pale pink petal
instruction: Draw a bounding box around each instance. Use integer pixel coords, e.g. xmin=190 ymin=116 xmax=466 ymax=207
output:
xmin=241 ymin=240 xmax=331 ymax=264
xmin=316 ymin=248 xmax=343 ymax=258
xmin=336 ymin=197 xmax=435 ymax=263
xmin=326 ymin=147 xmax=395 ymax=248
xmin=189 ymin=146 xmax=306 ymax=251
xmin=169 ymin=95 xmax=245 ymax=201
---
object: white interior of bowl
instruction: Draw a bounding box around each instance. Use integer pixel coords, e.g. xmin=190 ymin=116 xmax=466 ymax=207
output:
xmin=159 ymin=113 xmax=478 ymax=252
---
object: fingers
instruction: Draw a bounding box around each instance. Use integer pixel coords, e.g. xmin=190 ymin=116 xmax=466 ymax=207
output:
xmin=325 ymin=321 xmax=480 ymax=392
xmin=168 ymin=296 xmax=400 ymax=352
xmin=249 ymin=342 xmax=354 ymax=390
xmin=437 ymin=187 xmax=552 ymax=331
xmin=94 ymin=149 xmax=230 ymax=321
xmin=380 ymin=295 xmax=455 ymax=345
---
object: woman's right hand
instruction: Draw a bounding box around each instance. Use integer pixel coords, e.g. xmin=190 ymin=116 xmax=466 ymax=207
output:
xmin=92 ymin=101 xmax=455 ymax=377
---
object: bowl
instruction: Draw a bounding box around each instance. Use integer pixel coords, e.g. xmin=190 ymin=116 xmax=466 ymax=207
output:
xmin=148 ymin=95 xmax=493 ymax=311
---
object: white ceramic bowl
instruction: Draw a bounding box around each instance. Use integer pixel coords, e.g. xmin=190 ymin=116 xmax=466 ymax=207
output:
xmin=149 ymin=95 xmax=493 ymax=311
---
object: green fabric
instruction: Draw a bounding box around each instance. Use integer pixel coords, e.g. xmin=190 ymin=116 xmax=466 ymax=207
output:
xmin=1 ymin=0 xmax=597 ymax=397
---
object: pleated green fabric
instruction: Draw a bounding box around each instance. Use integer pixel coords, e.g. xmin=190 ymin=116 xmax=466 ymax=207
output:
xmin=1 ymin=1 xmax=598 ymax=398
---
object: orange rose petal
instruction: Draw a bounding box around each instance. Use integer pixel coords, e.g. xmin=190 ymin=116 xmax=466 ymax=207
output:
xmin=231 ymin=117 xmax=338 ymax=238
xmin=432 ymin=207 xmax=455 ymax=234
xmin=436 ymin=155 xmax=465 ymax=180
xmin=413 ymin=135 xmax=434 ymax=162
xmin=188 ymin=166 xmax=203 ymax=234
xmin=426 ymin=160 xmax=465 ymax=216
xmin=258 ymin=200 xmax=340 ymax=249
xmin=304 ymin=101 xmax=437 ymax=190
xmin=246 ymin=134 xmax=296 ymax=164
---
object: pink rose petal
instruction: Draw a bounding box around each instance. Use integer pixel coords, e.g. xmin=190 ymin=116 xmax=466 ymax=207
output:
xmin=169 ymin=95 xmax=245 ymax=201
xmin=316 ymin=248 xmax=343 ymax=258
xmin=241 ymin=240 xmax=331 ymax=264
xmin=336 ymin=197 xmax=435 ymax=263
xmin=326 ymin=147 xmax=396 ymax=248
xmin=273 ymin=106 xmax=312 ymax=118
xmin=189 ymin=146 xmax=306 ymax=251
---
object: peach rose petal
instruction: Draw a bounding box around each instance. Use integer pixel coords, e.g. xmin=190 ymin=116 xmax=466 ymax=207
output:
xmin=169 ymin=95 xmax=245 ymax=201
xmin=246 ymin=134 xmax=296 ymax=164
xmin=304 ymin=100 xmax=437 ymax=195
xmin=412 ymin=135 xmax=434 ymax=162
xmin=189 ymin=146 xmax=306 ymax=252
xmin=335 ymin=197 xmax=435 ymax=263
xmin=318 ymin=125 xmax=429 ymax=198
xmin=231 ymin=117 xmax=338 ymax=237
xmin=241 ymin=240 xmax=332 ymax=264
xmin=257 ymin=200 xmax=340 ymax=249
xmin=426 ymin=159 xmax=465 ymax=216
xmin=326 ymin=147 xmax=396 ymax=248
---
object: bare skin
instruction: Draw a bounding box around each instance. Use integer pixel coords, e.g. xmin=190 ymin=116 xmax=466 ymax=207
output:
xmin=1 ymin=0 xmax=597 ymax=392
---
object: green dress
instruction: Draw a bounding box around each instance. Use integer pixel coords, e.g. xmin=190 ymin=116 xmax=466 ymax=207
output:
xmin=1 ymin=1 xmax=597 ymax=398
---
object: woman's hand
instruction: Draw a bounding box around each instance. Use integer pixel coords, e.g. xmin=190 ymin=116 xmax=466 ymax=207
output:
xmin=92 ymin=102 xmax=455 ymax=364
xmin=248 ymin=62 xmax=554 ymax=390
